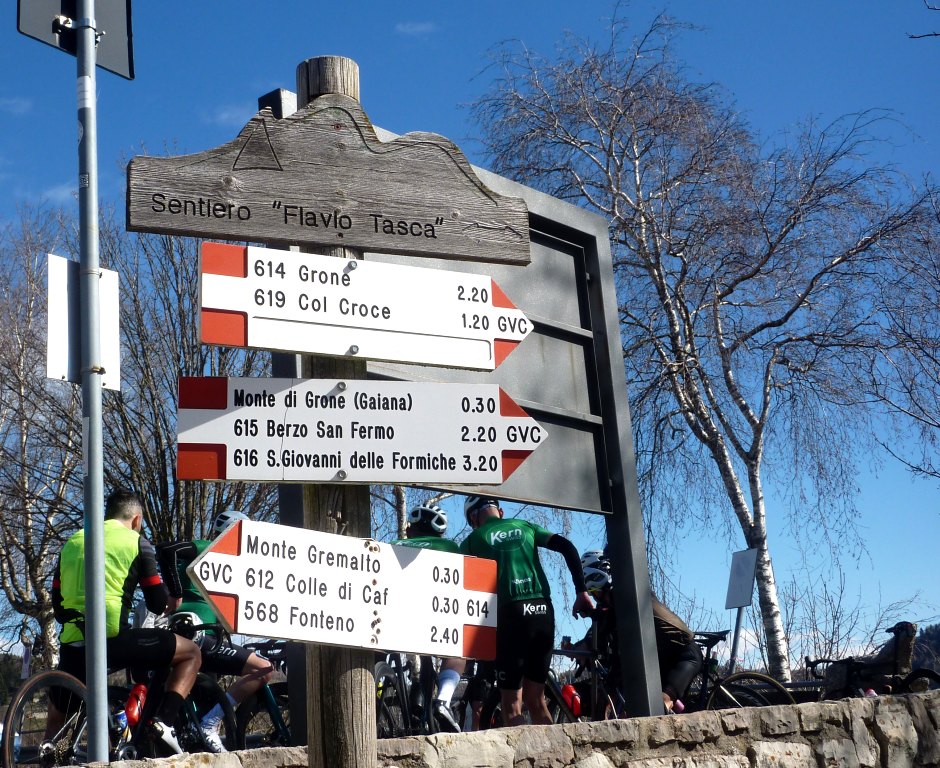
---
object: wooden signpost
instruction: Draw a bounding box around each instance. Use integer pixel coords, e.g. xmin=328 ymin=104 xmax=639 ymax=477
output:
xmin=127 ymin=94 xmax=531 ymax=265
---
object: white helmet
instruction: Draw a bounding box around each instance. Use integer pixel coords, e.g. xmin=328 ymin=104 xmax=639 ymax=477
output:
xmin=407 ymin=504 xmax=448 ymax=534
xmin=213 ymin=509 xmax=249 ymax=538
xmin=581 ymin=550 xmax=612 ymax=594
xmin=464 ymin=496 xmax=499 ymax=525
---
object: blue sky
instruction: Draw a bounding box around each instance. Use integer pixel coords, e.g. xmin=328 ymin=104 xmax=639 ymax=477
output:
xmin=3 ymin=1 xmax=938 ymax=653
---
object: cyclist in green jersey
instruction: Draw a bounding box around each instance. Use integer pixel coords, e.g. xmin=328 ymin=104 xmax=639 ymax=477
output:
xmin=156 ymin=510 xmax=274 ymax=752
xmin=391 ymin=503 xmax=464 ymax=731
xmin=460 ymin=497 xmax=594 ymax=726
xmin=52 ymin=490 xmax=200 ymax=754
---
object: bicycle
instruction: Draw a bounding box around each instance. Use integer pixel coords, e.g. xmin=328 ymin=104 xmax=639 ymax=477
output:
xmin=375 ymin=652 xmax=463 ymax=737
xmin=234 ymin=638 xmax=292 ymax=748
xmin=805 ymin=621 xmax=940 ymax=700
xmin=1 ymin=621 xmax=238 ymax=767
xmin=677 ymin=630 xmax=795 ymax=711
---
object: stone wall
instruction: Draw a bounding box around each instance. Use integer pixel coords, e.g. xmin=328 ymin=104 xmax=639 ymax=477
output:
xmin=100 ymin=690 xmax=940 ymax=768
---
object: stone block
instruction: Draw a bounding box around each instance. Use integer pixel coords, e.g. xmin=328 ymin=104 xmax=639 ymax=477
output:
xmin=795 ymin=702 xmax=828 ymax=733
xmin=506 ymin=724 xmax=574 ymax=767
xmin=750 ymin=740 xmax=814 ymax=767
xmin=849 ymin=709 xmax=878 ymax=767
xmin=872 ymin=704 xmax=917 ymax=768
xmin=571 ymin=754 xmax=616 ymax=768
xmin=643 ymin=715 xmax=677 ymax=748
xmin=815 ymin=738 xmax=861 ymax=768
xmin=237 ymin=747 xmax=307 ymax=768
xmin=674 ymin=711 xmax=723 ymax=745
xmin=621 ymin=756 xmax=748 ymax=767
xmin=720 ymin=707 xmax=756 ymax=735
xmin=908 ymin=694 xmax=940 ymax=767
xmin=566 ymin=717 xmax=639 ymax=747
xmin=759 ymin=706 xmax=799 ymax=737
xmin=423 ymin=731 xmax=515 ymax=768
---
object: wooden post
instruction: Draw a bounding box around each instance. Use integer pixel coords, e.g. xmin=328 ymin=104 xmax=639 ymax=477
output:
xmin=295 ymin=56 xmax=376 ymax=768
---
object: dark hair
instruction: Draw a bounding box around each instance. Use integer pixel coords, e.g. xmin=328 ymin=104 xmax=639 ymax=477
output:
xmin=105 ymin=489 xmax=144 ymax=521
xmin=406 ymin=521 xmax=438 ymax=539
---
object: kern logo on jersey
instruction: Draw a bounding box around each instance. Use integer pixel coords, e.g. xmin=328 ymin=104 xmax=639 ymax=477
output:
xmin=522 ymin=601 xmax=548 ymax=616
xmin=489 ymin=527 xmax=524 ymax=546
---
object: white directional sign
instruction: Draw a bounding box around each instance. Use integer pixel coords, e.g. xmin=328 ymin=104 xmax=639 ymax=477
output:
xmin=199 ymin=242 xmax=532 ymax=370
xmin=177 ymin=376 xmax=546 ymax=484
xmin=188 ymin=519 xmax=498 ymax=659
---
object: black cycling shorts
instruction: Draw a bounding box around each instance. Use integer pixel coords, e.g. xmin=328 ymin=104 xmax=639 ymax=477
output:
xmin=197 ymin=633 xmax=253 ymax=676
xmin=57 ymin=628 xmax=178 ymax=700
xmin=495 ymin=599 xmax=554 ymax=690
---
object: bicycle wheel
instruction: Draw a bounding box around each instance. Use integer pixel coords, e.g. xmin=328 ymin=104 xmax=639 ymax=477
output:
xmin=899 ymin=668 xmax=940 ymax=694
xmin=3 ymin=670 xmax=90 ymax=768
xmin=706 ymin=672 xmax=796 ymax=710
xmin=374 ymin=663 xmax=406 ymax=739
xmin=235 ymin=681 xmax=291 ymax=749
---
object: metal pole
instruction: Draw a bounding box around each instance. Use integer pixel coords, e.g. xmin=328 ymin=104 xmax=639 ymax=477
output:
xmin=76 ymin=0 xmax=108 ymax=760
xmin=727 ymin=606 xmax=745 ymax=675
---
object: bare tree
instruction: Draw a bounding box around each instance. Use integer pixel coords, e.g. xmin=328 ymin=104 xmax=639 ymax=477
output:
xmin=869 ymin=192 xmax=940 ymax=479
xmin=92 ymin=214 xmax=277 ymax=543
xmin=472 ymin=13 xmax=936 ymax=679
xmin=909 ymin=0 xmax=940 ymax=38
xmin=0 ymin=207 xmax=84 ymax=665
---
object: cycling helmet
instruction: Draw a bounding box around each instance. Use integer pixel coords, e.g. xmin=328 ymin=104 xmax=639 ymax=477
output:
xmin=580 ymin=550 xmax=608 ymax=572
xmin=583 ymin=565 xmax=612 ymax=594
xmin=464 ymin=496 xmax=499 ymax=525
xmin=581 ymin=550 xmax=612 ymax=594
xmin=407 ymin=504 xmax=448 ymax=535
xmin=212 ymin=509 xmax=249 ymax=538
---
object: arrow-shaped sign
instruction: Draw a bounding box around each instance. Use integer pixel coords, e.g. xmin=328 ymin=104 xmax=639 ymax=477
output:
xmin=177 ymin=376 xmax=546 ymax=484
xmin=187 ymin=519 xmax=497 ymax=659
xmin=199 ymin=242 xmax=532 ymax=370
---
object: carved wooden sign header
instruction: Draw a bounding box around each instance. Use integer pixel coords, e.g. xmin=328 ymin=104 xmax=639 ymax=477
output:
xmin=126 ymin=94 xmax=531 ymax=265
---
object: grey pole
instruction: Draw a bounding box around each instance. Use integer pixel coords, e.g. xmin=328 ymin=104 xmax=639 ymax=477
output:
xmin=727 ymin=606 xmax=745 ymax=675
xmin=76 ymin=0 xmax=108 ymax=760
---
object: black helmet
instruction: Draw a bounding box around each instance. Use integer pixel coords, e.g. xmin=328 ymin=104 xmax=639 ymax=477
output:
xmin=464 ymin=496 xmax=499 ymax=525
xmin=407 ymin=504 xmax=448 ymax=535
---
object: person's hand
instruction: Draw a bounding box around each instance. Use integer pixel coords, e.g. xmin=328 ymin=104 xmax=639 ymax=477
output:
xmin=165 ymin=595 xmax=182 ymax=614
xmin=572 ymin=591 xmax=595 ymax=618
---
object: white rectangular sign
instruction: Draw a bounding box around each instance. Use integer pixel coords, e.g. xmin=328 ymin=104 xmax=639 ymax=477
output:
xmin=199 ymin=242 xmax=532 ymax=370
xmin=177 ymin=376 xmax=546 ymax=484
xmin=188 ymin=519 xmax=498 ymax=658
xmin=46 ymin=253 xmax=121 ymax=391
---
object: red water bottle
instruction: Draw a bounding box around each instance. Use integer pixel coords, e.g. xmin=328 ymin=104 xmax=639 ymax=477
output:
xmin=125 ymin=683 xmax=148 ymax=726
xmin=561 ymin=683 xmax=581 ymax=718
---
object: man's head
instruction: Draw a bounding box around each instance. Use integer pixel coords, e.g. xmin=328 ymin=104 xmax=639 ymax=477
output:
xmin=405 ymin=504 xmax=448 ymax=538
xmin=105 ymin=489 xmax=144 ymax=532
xmin=464 ymin=496 xmax=501 ymax=529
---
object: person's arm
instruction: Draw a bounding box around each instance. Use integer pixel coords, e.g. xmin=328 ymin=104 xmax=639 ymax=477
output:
xmin=137 ymin=536 xmax=170 ymax=614
xmin=155 ymin=540 xmax=197 ymax=599
xmin=545 ymin=534 xmax=595 ymax=617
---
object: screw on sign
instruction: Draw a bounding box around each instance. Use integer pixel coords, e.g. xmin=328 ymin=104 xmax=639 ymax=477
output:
xmin=187 ymin=519 xmax=498 ymax=659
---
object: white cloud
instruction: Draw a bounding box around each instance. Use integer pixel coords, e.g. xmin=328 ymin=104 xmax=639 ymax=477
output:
xmin=0 ymin=97 xmax=32 ymax=116
xmin=395 ymin=21 xmax=436 ymax=36
xmin=202 ymin=104 xmax=255 ymax=129
xmin=40 ymin=182 xmax=77 ymax=205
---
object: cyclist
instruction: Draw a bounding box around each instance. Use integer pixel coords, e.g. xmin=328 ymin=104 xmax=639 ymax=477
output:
xmin=390 ymin=503 xmax=464 ymax=732
xmin=156 ymin=510 xmax=274 ymax=752
xmin=459 ymin=496 xmax=594 ymax=726
xmin=52 ymin=489 xmax=200 ymax=754
xmin=578 ymin=549 xmax=702 ymax=713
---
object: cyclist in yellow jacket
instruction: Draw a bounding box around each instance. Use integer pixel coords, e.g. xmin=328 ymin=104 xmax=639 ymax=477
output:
xmin=52 ymin=490 xmax=200 ymax=754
